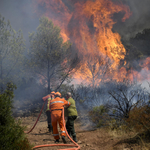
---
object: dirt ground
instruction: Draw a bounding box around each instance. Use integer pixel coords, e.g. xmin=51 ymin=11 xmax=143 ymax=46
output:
xmin=20 ymin=113 xmax=142 ymax=150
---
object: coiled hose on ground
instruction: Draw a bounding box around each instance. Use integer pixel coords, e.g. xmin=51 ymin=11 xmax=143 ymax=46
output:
xmin=24 ymin=100 xmax=80 ymax=150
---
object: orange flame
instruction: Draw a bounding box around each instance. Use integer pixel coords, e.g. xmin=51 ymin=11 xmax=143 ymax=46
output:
xmin=33 ymin=0 xmax=150 ymax=85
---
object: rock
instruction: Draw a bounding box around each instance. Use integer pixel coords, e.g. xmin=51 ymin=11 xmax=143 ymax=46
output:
xmin=81 ymin=144 xmax=86 ymax=147
xmin=78 ymin=140 xmax=82 ymax=144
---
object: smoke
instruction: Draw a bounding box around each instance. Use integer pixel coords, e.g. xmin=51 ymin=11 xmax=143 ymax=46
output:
xmin=1 ymin=1 xmax=150 ymax=81
xmin=0 ymin=0 xmax=39 ymax=47
xmin=1 ymin=0 xmax=150 ymax=124
xmin=0 ymin=0 xmax=44 ymax=116
xmin=1 ymin=0 xmax=149 ymax=44
xmin=113 ymin=0 xmax=150 ymax=41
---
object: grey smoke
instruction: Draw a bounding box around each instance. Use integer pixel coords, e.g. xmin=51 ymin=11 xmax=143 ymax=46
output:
xmin=113 ymin=0 xmax=150 ymax=41
xmin=0 ymin=0 xmax=39 ymax=46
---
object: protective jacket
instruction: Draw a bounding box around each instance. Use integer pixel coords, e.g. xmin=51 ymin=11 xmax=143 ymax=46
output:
xmin=42 ymin=94 xmax=55 ymax=111
xmin=65 ymin=97 xmax=78 ymax=116
xmin=50 ymin=97 xmax=70 ymax=140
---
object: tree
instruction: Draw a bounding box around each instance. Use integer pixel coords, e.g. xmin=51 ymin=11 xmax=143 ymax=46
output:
xmin=108 ymin=80 xmax=149 ymax=119
xmin=28 ymin=17 xmax=79 ymax=94
xmin=78 ymin=53 xmax=112 ymax=87
xmin=0 ymin=14 xmax=26 ymax=92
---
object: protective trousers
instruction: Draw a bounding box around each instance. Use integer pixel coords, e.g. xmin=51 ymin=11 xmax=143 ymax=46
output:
xmin=66 ymin=116 xmax=77 ymax=137
xmin=51 ymin=110 xmax=66 ymax=140
xmin=46 ymin=111 xmax=53 ymax=132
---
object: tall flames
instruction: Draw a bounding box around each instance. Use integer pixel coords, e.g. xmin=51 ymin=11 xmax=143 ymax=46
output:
xmin=33 ymin=0 xmax=150 ymax=85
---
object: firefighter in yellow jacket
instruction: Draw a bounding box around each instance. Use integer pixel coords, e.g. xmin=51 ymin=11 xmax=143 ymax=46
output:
xmin=65 ymin=92 xmax=78 ymax=142
xmin=42 ymin=91 xmax=55 ymax=132
xmin=50 ymin=92 xmax=70 ymax=143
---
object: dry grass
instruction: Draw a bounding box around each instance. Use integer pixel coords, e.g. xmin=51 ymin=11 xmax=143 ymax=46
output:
xmin=106 ymin=126 xmax=150 ymax=150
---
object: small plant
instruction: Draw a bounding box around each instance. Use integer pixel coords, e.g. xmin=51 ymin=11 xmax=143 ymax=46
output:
xmin=0 ymin=83 xmax=32 ymax=150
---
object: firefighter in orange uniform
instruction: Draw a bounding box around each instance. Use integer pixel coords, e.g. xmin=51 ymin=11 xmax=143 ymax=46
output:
xmin=42 ymin=91 xmax=55 ymax=132
xmin=50 ymin=92 xmax=70 ymax=143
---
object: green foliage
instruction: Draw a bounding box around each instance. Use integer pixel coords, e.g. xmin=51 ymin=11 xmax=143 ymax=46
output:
xmin=89 ymin=104 xmax=127 ymax=129
xmin=0 ymin=14 xmax=26 ymax=91
xmin=0 ymin=83 xmax=32 ymax=150
xmin=28 ymin=16 xmax=74 ymax=94
xmin=93 ymin=105 xmax=106 ymax=114
xmin=58 ymin=83 xmax=74 ymax=98
xmin=79 ymin=99 xmax=85 ymax=103
xmin=89 ymin=105 xmax=109 ymax=127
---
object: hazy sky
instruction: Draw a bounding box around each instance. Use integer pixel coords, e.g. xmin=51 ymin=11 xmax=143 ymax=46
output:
xmin=0 ymin=0 xmax=39 ymax=44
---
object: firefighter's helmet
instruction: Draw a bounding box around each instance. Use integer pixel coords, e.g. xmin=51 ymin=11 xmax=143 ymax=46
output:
xmin=51 ymin=91 xmax=55 ymax=95
xmin=55 ymin=92 xmax=61 ymax=97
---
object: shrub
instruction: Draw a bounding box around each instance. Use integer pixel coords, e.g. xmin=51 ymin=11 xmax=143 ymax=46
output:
xmin=0 ymin=83 xmax=32 ymax=150
xmin=89 ymin=105 xmax=110 ymax=127
xmin=126 ymin=103 xmax=150 ymax=133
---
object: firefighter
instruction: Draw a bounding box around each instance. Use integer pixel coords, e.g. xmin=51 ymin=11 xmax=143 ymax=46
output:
xmin=65 ymin=92 xmax=78 ymax=142
xmin=42 ymin=91 xmax=55 ymax=132
xmin=50 ymin=92 xmax=70 ymax=143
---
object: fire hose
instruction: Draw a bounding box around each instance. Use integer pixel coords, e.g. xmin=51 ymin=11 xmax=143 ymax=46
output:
xmin=24 ymin=100 xmax=80 ymax=150
xmin=24 ymin=100 xmax=47 ymax=134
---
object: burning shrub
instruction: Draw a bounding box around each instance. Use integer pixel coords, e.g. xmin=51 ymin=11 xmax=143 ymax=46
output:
xmin=0 ymin=83 xmax=32 ymax=150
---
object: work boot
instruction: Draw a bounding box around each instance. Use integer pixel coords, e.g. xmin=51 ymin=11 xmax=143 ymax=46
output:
xmin=62 ymin=136 xmax=67 ymax=144
xmin=48 ymin=127 xmax=51 ymax=132
xmin=55 ymin=139 xmax=59 ymax=143
xmin=73 ymin=136 xmax=78 ymax=143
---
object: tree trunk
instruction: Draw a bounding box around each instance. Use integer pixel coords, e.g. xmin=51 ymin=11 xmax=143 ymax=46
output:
xmin=47 ymin=58 xmax=51 ymax=94
xmin=0 ymin=48 xmax=3 ymax=93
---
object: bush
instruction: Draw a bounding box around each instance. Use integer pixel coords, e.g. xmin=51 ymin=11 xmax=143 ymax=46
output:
xmin=89 ymin=105 xmax=110 ymax=127
xmin=0 ymin=83 xmax=32 ymax=150
xmin=126 ymin=102 xmax=150 ymax=133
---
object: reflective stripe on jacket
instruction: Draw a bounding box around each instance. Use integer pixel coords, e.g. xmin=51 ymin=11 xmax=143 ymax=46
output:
xmin=50 ymin=97 xmax=70 ymax=111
